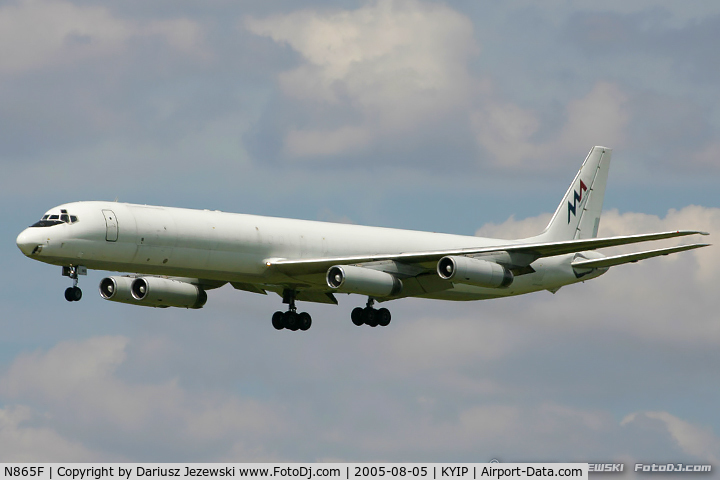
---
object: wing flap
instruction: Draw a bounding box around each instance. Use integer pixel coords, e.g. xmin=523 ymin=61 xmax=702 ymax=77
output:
xmin=571 ymin=243 xmax=710 ymax=269
xmin=230 ymin=282 xmax=267 ymax=295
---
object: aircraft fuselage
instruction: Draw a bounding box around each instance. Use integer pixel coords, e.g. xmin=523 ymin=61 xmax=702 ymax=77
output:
xmin=16 ymin=201 xmax=600 ymax=302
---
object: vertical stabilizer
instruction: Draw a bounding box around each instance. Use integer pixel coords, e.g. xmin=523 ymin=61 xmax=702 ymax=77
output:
xmin=536 ymin=146 xmax=612 ymax=242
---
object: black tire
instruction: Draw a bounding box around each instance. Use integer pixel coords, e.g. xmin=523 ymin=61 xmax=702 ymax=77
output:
xmin=363 ymin=307 xmax=378 ymax=327
xmin=272 ymin=311 xmax=285 ymax=330
xmin=351 ymin=307 xmax=364 ymax=326
xmin=72 ymin=287 xmax=82 ymax=301
xmin=298 ymin=312 xmax=312 ymax=331
xmin=65 ymin=287 xmax=75 ymax=302
xmin=377 ymin=307 xmax=391 ymax=327
xmin=284 ymin=311 xmax=299 ymax=331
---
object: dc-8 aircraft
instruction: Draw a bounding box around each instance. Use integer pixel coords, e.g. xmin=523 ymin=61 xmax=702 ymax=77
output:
xmin=16 ymin=147 xmax=709 ymax=331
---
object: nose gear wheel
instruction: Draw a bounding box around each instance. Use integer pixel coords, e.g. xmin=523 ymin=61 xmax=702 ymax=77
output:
xmin=62 ymin=266 xmax=85 ymax=302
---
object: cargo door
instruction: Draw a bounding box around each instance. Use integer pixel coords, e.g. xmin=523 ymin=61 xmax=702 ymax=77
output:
xmin=102 ymin=209 xmax=118 ymax=242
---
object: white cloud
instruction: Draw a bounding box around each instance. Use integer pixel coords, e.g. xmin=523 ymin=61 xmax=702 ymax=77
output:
xmin=0 ymin=0 xmax=206 ymax=74
xmin=341 ymin=401 xmax=639 ymax=459
xmin=0 ymin=405 xmax=109 ymax=461
xmin=472 ymin=82 xmax=630 ymax=168
xmin=245 ymin=0 xmax=478 ymax=157
xmin=597 ymin=207 xmax=719 ymax=283
xmin=0 ymin=336 xmax=285 ymax=460
xmin=470 ymin=102 xmax=541 ymax=168
xmin=557 ymin=82 xmax=630 ymax=153
xmin=475 ymin=213 xmax=553 ymax=239
xmin=622 ymin=411 xmax=720 ymax=462
xmin=246 ymin=1 xmax=636 ymax=169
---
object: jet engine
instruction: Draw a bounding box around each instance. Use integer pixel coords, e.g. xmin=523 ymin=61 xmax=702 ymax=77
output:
xmin=327 ymin=265 xmax=402 ymax=297
xmin=99 ymin=276 xmax=206 ymax=308
xmin=130 ymin=277 xmax=207 ymax=309
xmin=437 ymin=256 xmax=513 ymax=288
xmin=99 ymin=276 xmax=136 ymax=304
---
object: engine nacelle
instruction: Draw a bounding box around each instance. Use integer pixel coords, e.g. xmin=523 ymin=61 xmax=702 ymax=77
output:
xmin=327 ymin=265 xmax=402 ymax=297
xmin=437 ymin=256 xmax=513 ymax=288
xmin=130 ymin=277 xmax=207 ymax=309
xmin=99 ymin=276 xmax=136 ymax=304
xmin=100 ymin=276 xmax=207 ymax=308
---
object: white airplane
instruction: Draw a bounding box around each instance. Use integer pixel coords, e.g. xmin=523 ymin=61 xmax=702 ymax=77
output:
xmin=16 ymin=147 xmax=709 ymax=331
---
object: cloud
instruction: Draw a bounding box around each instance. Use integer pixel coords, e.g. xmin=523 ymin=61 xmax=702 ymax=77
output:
xmin=244 ymin=1 xmax=635 ymax=171
xmin=0 ymin=336 xmax=285 ymax=461
xmin=0 ymin=0 xmax=206 ymax=75
xmin=476 ymin=214 xmax=553 ymax=240
xmin=622 ymin=411 xmax=720 ymax=462
xmin=0 ymin=405 xmax=108 ymax=461
xmin=471 ymin=82 xmax=630 ymax=169
xmin=245 ymin=0 xmax=478 ymax=158
xmin=243 ymin=1 xmax=720 ymax=177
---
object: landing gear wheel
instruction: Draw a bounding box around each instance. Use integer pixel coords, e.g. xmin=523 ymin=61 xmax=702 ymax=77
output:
xmin=363 ymin=307 xmax=378 ymax=327
xmin=351 ymin=307 xmax=364 ymax=326
xmin=377 ymin=307 xmax=391 ymax=327
xmin=284 ymin=311 xmax=299 ymax=331
xmin=298 ymin=312 xmax=312 ymax=331
xmin=272 ymin=311 xmax=285 ymax=330
xmin=65 ymin=286 xmax=82 ymax=302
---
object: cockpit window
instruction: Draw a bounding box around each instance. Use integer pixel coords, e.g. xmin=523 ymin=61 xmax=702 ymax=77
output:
xmin=30 ymin=210 xmax=79 ymax=227
xmin=31 ymin=219 xmax=63 ymax=227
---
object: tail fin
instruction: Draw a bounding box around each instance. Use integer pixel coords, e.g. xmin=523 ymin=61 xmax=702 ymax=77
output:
xmin=537 ymin=146 xmax=612 ymax=241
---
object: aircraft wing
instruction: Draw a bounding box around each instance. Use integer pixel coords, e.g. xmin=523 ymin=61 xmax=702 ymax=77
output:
xmin=570 ymin=243 xmax=710 ymax=269
xmin=267 ymin=230 xmax=709 ymax=275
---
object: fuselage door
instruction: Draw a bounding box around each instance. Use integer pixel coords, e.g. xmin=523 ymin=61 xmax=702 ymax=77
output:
xmin=102 ymin=209 xmax=118 ymax=242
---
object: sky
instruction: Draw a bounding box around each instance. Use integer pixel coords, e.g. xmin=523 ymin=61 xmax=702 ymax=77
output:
xmin=1 ymin=0 xmax=719 ymax=470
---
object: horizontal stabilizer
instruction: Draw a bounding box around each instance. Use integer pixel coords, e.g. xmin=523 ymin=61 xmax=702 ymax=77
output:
xmin=571 ymin=243 xmax=710 ymax=269
xmin=521 ymin=230 xmax=710 ymax=258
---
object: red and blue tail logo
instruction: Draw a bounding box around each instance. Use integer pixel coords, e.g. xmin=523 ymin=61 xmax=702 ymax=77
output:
xmin=567 ymin=180 xmax=588 ymax=223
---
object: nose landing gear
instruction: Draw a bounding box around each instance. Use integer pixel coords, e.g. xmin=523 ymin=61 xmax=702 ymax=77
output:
xmin=62 ymin=266 xmax=86 ymax=302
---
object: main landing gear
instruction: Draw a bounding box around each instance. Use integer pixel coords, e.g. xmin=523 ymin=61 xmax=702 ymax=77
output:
xmin=62 ymin=265 xmax=86 ymax=302
xmin=351 ymin=297 xmax=391 ymax=327
xmin=272 ymin=289 xmax=312 ymax=331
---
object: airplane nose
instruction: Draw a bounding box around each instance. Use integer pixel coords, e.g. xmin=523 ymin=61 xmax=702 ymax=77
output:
xmin=16 ymin=229 xmax=40 ymax=256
